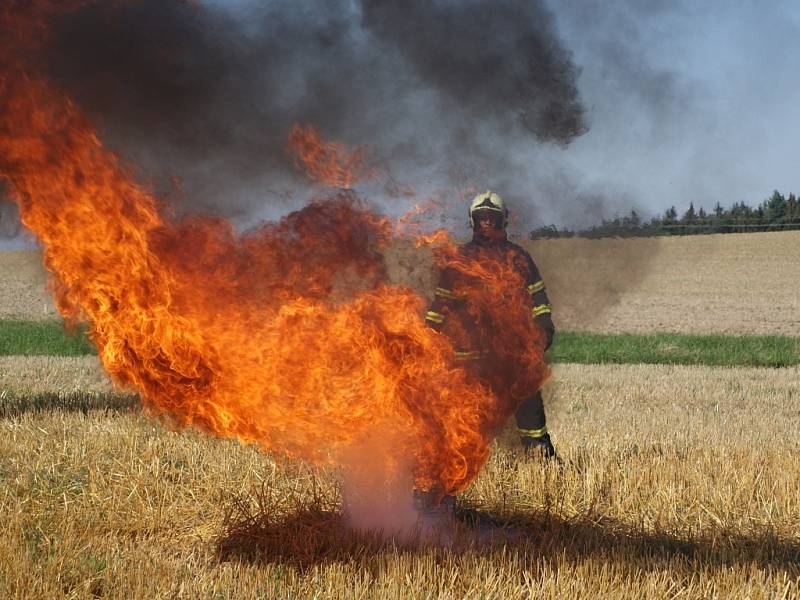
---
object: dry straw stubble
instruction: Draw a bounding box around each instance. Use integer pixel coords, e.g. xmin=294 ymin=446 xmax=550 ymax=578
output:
xmin=1 ymin=360 xmax=799 ymax=598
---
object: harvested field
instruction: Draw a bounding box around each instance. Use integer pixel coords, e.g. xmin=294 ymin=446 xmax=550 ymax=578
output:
xmin=0 ymin=356 xmax=112 ymax=395
xmin=524 ymin=230 xmax=800 ymax=335
xmin=6 ymin=229 xmax=800 ymax=334
xmin=1 ymin=360 xmax=799 ymax=598
xmin=0 ymin=251 xmax=57 ymax=321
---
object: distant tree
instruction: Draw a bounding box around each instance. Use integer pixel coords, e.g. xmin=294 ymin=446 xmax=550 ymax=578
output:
xmin=710 ymin=202 xmax=726 ymax=233
xmin=681 ymin=202 xmax=697 ymax=226
xmin=625 ymin=209 xmax=641 ymax=229
xmin=528 ymin=224 xmax=575 ymax=240
xmin=695 ymin=206 xmax=709 ymax=233
xmin=663 ymin=206 xmax=678 ymax=230
xmin=754 ymin=205 xmax=765 ymax=229
xmin=765 ymin=189 xmax=787 ymax=224
xmin=730 ymin=201 xmax=752 ymax=232
xmin=787 ymin=193 xmax=799 ymax=224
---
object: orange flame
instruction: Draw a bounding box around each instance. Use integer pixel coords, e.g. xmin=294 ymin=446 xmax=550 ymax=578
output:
xmin=396 ymin=200 xmax=452 ymax=247
xmin=287 ymin=124 xmax=376 ymax=189
xmin=0 ymin=3 xmax=548 ymax=500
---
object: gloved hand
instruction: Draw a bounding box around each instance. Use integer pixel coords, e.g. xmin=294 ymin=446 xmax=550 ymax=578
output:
xmin=536 ymin=313 xmax=555 ymax=351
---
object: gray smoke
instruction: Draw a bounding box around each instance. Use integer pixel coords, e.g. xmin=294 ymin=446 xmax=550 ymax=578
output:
xmin=20 ymin=0 xmax=587 ymax=230
xmin=0 ymin=200 xmax=21 ymax=238
xmin=362 ymin=0 xmax=586 ymax=145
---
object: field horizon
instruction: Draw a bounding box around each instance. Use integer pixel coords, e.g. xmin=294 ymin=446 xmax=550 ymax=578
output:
xmin=6 ymin=229 xmax=800 ymax=335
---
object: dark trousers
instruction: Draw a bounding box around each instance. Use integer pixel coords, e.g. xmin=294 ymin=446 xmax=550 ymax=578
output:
xmin=515 ymin=390 xmax=548 ymax=441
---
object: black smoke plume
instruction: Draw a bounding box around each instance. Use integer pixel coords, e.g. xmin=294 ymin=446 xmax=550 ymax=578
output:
xmin=13 ymin=0 xmax=587 ymax=227
xmin=361 ymin=0 xmax=586 ymax=145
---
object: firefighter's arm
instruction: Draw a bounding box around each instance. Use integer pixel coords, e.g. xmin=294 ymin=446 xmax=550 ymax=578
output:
xmin=524 ymin=256 xmax=555 ymax=351
xmin=425 ymin=268 xmax=457 ymax=332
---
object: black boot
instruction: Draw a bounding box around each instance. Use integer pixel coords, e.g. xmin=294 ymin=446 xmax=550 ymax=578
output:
xmin=413 ymin=489 xmax=456 ymax=518
xmin=521 ymin=432 xmax=558 ymax=460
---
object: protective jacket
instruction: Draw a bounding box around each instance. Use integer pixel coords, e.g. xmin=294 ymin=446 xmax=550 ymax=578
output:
xmin=425 ymin=233 xmax=555 ymax=357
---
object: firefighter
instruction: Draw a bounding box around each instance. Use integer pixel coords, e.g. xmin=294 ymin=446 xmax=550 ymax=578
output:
xmin=426 ymin=191 xmax=557 ymax=458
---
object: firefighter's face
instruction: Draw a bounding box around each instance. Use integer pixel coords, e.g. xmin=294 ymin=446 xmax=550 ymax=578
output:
xmin=474 ymin=211 xmax=505 ymax=235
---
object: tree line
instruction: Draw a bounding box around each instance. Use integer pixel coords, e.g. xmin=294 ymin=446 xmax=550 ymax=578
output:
xmin=530 ymin=190 xmax=800 ymax=239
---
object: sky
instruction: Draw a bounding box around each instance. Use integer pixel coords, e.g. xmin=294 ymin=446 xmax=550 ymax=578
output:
xmin=543 ymin=0 xmax=800 ymax=226
xmin=2 ymin=0 xmax=799 ymax=247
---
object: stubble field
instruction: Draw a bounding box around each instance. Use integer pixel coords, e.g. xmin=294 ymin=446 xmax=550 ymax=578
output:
xmin=527 ymin=230 xmax=800 ymax=335
xmin=1 ymin=231 xmax=800 ymax=598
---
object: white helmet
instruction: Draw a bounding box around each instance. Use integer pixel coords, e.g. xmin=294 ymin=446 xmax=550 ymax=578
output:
xmin=469 ymin=191 xmax=508 ymax=229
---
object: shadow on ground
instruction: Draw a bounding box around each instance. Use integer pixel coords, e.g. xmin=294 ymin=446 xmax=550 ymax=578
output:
xmin=215 ymin=494 xmax=800 ymax=575
xmin=0 ymin=391 xmax=138 ymax=417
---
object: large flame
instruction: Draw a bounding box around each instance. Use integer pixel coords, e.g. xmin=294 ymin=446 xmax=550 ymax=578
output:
xmin=0 ymin=2 xmax=548 ymax=499
xmin=287 ymin=124 xmax=375 ymax=190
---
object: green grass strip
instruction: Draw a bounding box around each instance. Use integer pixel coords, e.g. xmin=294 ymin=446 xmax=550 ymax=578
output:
xmin=0 ymin=320 xmax=96 ymax=356
xmin=549 ymin=331 xmax=800 ymax=368
xmin=2 ymin=320 xmax=800 ymax=367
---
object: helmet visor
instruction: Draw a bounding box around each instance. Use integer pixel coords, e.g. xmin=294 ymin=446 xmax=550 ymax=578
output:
xmin=472 ymin=209 xmax=505 ymax=230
